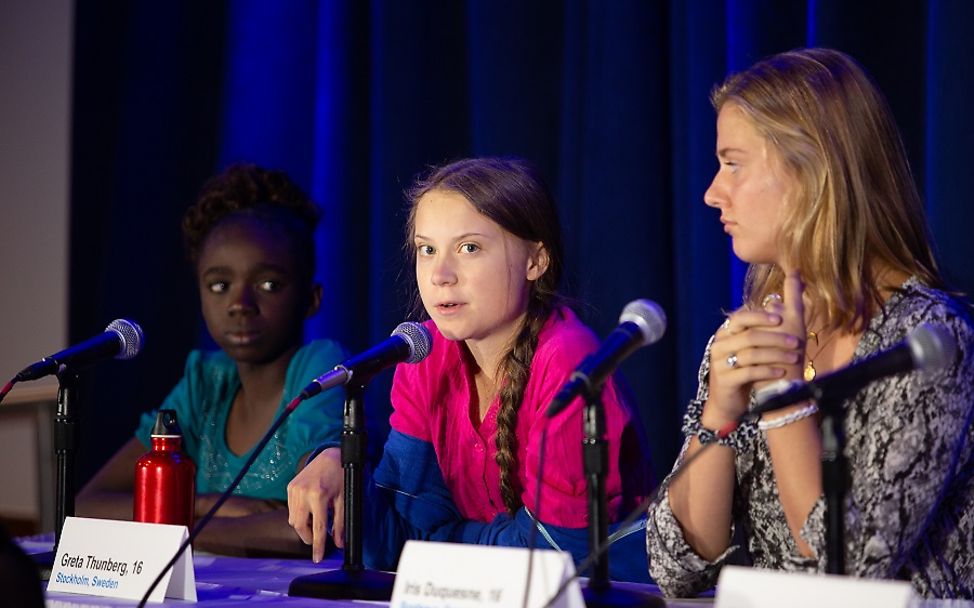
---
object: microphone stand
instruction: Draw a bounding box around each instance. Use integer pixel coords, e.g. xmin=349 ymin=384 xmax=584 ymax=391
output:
xmin=54 ymin=367 xmax=80 ymax=543
xmin=31 ymin=367 xmax=81 ymax=572
xmin=580 ymin=383 xmax=663 ymax=607
xmin=814 ymin=385 xmax=847 ymax=575
xmin=288 ymin=381 xmax=395 ymax=601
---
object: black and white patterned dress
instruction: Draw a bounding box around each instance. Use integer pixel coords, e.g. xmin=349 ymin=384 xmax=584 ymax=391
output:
xmin=646 ymin=278 xmax=974 ymax=599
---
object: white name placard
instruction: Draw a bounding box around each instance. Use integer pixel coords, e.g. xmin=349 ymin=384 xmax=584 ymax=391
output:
xmin=391 ymin=540 xmax=583 ymax=608
xmin=47 ymin=516 xmax=197 ymax=603
xmin=715 ymin=565 xmax=917 ymax=608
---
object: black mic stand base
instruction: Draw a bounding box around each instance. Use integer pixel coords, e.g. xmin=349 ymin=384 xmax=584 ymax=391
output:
xmin=288 ymin=383 xmax=395 ymax=602
xmin=29 ymin=550 xmax=55 ymax=580
xmin=582 ymin=583 xmax=666 ymax=608
xmin=288 ymin=566 xmax=395 ymax=601
xmin=583 ymin=582 xmax=666 ymax=607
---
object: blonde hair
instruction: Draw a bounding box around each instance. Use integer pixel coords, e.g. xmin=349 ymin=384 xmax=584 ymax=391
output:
xmin=712 ymin=48 xmax=944 ymax=332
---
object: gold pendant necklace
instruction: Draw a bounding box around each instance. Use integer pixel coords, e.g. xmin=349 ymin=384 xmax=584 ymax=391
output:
xmin=804 ymin=359 xmax=817 ymax=382
xmin=804 ymin=329 xmax=838 ymax=381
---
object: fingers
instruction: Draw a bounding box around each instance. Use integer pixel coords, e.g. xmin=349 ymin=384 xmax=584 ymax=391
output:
xmin=311 ymin=497 xmax=330 ymax=562
xmin=708 ymin=273 xmax=807 ymax=418
xmin=287 ymin=447 xmax=344 ymax=562
xmin=712 ymin=313 xmax=802 ymax=397
xmin=782 ymin=269 xmax=805 ymax=321
xmin=718 ymin=310 xmax=799 ymax=350
xmin=289 ymin=481 xmax=337 ymax=563
xmin=722 ymin=326 xmax=800 ymax=351
xmin=287 ymin=482 xmax=313 ymax=545
xmin=719 ymin=308 xmax=788 ymax=337
xmin=721 ymin=339 xmax=802 ymax=369
xmin=332 ymin=498 xmax=345 ymax=551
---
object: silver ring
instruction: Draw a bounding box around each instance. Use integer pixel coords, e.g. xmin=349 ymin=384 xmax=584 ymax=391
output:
xmin=761 ymin=293 xmax=783 ymax=308
xmin=726 ymin=353 xmax=739 ymax=369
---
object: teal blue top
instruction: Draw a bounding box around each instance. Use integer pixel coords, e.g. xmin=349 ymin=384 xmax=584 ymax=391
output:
xmin=135 ymin=339 xmax=346 ymax=501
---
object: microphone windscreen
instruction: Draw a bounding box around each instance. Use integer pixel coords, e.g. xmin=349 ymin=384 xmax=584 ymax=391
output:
xmin=619 ymin=299 xmax=667 ymax=346
xmin=107 ymin=319 xmax=144 ymax=360
xmin=908 ymin=323 xmax=956 ymax=372
xmin=392 ymin=322 xmax=433 ymax=364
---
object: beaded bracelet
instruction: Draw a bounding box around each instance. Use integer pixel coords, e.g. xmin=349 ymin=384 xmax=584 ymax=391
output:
xmin=757 ymin=402 xmax=819 ymax=431
xmin=681 ymin=399 xmax=758 ymax=452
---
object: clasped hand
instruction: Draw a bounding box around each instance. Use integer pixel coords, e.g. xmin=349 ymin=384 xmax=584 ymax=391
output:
xmin=287 ymin=446 xmax=344 ymax=563
xmin=705 ymin=270 xmax=807 ymax=425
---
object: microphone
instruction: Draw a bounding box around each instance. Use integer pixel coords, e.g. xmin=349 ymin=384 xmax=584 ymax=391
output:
xmin=750 ymin=323 xmax=956 ymax=418
xmin=547 ymin=299 xmax=667 ymax=417
xmin=299 ymin=321 xmax=432 ymax=399
xmin=15 ymin=319 xmax=145 ymax=382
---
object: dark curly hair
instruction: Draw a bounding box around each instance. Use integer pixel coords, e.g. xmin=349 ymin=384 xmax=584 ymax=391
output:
xmin=182 ymin=163 xmax=320 ymax=282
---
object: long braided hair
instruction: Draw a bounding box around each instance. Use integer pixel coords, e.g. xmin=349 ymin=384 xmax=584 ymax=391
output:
xmin=405 ymin=157 xmax=565 ymax=514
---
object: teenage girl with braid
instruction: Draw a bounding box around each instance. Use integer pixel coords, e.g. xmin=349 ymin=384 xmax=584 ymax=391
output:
xmin=287 ymin=157 xmax=653 ymax=582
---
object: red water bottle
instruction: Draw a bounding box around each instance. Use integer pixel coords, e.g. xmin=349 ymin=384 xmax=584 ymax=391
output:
xmin=134 ymin=409 xmax=196 ymax=527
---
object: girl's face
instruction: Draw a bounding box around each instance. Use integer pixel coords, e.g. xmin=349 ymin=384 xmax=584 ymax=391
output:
xmin=413 ymin=189 xmax=548 ymax=351
xmin=704 ymin=103 xmax=796 ymax=267
xmin=196 ymin=216 xmax=319 ymax=366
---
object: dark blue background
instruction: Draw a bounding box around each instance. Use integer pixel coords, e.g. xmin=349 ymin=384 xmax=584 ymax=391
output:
xmin=68 ymin=0 xmax=974 ymax=486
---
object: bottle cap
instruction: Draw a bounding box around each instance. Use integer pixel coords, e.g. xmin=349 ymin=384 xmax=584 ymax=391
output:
xmin=150 ymin=409 xmax=183 ymax=437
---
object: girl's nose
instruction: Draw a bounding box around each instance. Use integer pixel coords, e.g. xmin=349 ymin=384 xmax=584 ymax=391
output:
xmin=703 ymin=173 xmax=724 ymax=208
xmin=228 ymin=286 xmax=257 ymax=315
xmin=431 ymin=255 xmax=457 ymax=286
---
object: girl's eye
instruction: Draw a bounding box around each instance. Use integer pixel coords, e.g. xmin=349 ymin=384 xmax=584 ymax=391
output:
xmin=417 ymin=244 xmax=435 ymax=256
xmin=207 ymin=281 xmax=228 ymax=294
xmin=258 ymin=280 xmax=280 ymax=292
xmin=460 ymin=243 xmax=479 ymax=254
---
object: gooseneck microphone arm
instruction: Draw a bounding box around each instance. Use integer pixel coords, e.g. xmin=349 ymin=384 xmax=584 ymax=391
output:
xmin=547 ymin=299 xmax=667 ymax=418
xmin=746 ymin=323 xmax=957 ymax=420
xmin=44 ymin=320 xmax=144 ymax=545
xmin=140 ymin=322 xmax=432 ymax=607
xmin=541 ymin=323 xmax=955 ymax=607
xmin=537 ymin=299 xmax=667 ymax=608
xmin=742 ymin=323 xmax=957 ymax=575
xmin=286 ymin=324 xmax=433 ymax=602
xmin=287 ymin=380 xmax=398 ymax=601
xmin=16 ymin=319 xmax=144 ymax=382
xmin=139 ymin=392 xmax=305 ymax=607
xmin=576 ymin=381 xmax=665 ymax=608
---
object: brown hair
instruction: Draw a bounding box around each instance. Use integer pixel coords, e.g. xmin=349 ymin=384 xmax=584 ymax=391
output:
xmin=405 ymin=157 xmax=564 ymax=513
xmin=712 ymin=48 xmax=944 ymax=332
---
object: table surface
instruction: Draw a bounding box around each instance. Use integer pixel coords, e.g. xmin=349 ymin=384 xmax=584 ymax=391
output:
xmin=21 ymin=534 xmax=710 ymax=607
xmin=25 ymin=534 xmax=974 ymax=608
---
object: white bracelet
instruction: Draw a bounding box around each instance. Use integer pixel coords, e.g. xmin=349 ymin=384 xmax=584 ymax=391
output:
xmin=758 ymin=402 xmax=819 ymax=431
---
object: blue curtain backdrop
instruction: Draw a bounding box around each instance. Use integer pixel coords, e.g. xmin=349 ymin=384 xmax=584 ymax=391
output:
xmin=69 ymin=0 xmax=974 ymax=486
